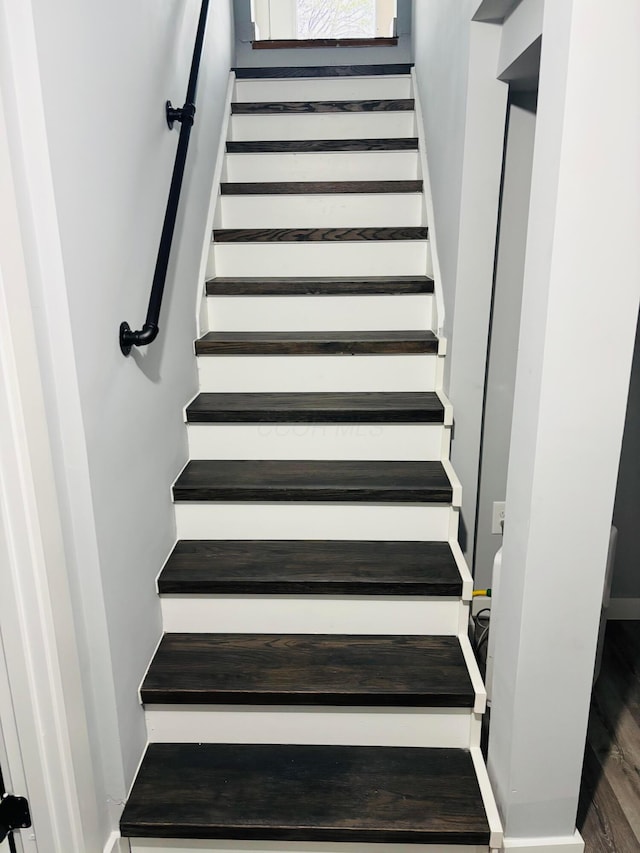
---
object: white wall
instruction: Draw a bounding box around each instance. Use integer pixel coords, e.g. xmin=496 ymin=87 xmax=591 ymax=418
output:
xmin=488 ymin=0 xmax=640 ymax=840
xmin=475 ymin=96 xmax=536 ymax=588
xmin=412 ymin=0 xmax=475 ymax=330
xmin=235 ymin=0 xmax=413 ymax=67
xmin=14 ymin=0 xmax=234 ymax=837
xmin=413 ymin=3 xmax=510 ymax=562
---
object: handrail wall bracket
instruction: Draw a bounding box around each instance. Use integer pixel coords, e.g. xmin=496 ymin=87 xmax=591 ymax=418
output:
xmin=166 ymin=100 xmax=196 ymax=130
xmin=119 ymin=0 xmax=210 ymax=357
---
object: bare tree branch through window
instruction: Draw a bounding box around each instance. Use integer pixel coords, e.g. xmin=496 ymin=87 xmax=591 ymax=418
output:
xmin=296 ymin=0 xmax=376 ymax=40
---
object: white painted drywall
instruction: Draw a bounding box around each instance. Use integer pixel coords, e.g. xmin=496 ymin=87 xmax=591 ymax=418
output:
xmin=234 ymin=0 xmax=412 ymax=67
xmin=475 ymin=99 xmax=536 ymax=588
xmin=413 ymin=4 xmax=511 ymax=563
xmin=23 ymin=0 xmax=234 ymax=828
xmin=412 ymin=0 xmax=475 ymax=329
xmin=488 ymin=0 xmax=640 ymax=840
xmin=443 ymin=23 xmax=508 ymax=560
xmin=611 ymin=312 xmax=640 ymax=598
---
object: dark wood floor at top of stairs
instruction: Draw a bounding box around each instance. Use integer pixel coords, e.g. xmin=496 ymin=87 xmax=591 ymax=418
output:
xmin=233 ymin=64 xmax=413 ymax=78
xmin=213 ymin=226 xmax=428 ymax=243
xmin=253 ymin=37 xmax=398 ymax=50
xmin=231 ymin=99 xmax=414 ymax=114
xmin=195 ymin=330 xmax=438 ymax=356
xmin=220 ymin=179 xmax=423 ymax=195
xmin=185 ymin=391 xmax=445 ymax=423
xmin=205 ymin=275 xmax=434 ymax=295
xmin=158 ymin=540 xmax=462 ymax=596
xmin=226 ymin=138 xmax=419 ymax=153
xmin=140 ymin=634 xmax=475 ymax=707
xmin=120 ymin=742 xmax=490 ymax=844
xmin=172 ymin=460 xmax=453 ymax=503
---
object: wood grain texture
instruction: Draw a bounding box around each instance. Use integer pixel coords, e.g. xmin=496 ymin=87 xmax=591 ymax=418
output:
xmin=195 ymin=330 xmax=438 ymax=356
xmin=606 ymin=621 xmax=640 ymax=729
xmin=588 ymin=681 xmax=640 ymax=841
xmin=205 ymin=275 xmax=434 ymax=295
xmin=120 ymin=743 xmax=490 ymax=843
xmin=578 ymin=743 xmax=639 ymax=853
xmin=212 ymin=227 xmax=428 ymax=243
xmin=233 ymin=65 xmax=413 ymax=79
xmin=220 ymin=180 xmax=423 ymax=195
xmin=172 ymin=460 xmax=453 ymax=503
xmin=226 ymin=138 xmax=419 ymax=153
xmin=158 ymin=539 xmax=462 ymax=597
xmin=185 ymin=391 xmax=444 ymax=423
xmin=231 ymin=99 xmax=413 ymax=114
xmin=579 ymin=622 xmax=640 ymax=850
xmin=141 ymin=634 xmax=475 ymax=707
xmin=252 ymin=37 xmax=398 ymax=50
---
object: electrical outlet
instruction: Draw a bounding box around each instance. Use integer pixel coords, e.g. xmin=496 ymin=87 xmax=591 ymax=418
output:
xmin=492 ymin=501 xmax=505 ymax=534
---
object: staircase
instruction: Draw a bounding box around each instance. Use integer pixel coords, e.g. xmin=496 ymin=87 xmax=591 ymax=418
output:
xmin=120 ymin=63 xmax=502 ymax=853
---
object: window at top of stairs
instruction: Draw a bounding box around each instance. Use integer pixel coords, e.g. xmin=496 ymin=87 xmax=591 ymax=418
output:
xmin=251 ymin=0 xmax=397 ymax=45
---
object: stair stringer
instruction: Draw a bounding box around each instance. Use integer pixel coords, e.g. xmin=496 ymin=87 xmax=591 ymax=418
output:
xmin=198 ymin=71 xmax=236 ymax=337
xmin=411 ymin=67 xmax=446 ymax=338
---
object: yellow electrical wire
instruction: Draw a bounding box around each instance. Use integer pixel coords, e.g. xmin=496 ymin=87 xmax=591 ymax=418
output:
xmin=472 ymin=589 xmax=492 ymax=597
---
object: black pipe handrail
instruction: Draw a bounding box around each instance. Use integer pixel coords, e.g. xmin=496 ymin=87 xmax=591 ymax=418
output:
xmin=120 ymin=0 xmax=211 ymax=355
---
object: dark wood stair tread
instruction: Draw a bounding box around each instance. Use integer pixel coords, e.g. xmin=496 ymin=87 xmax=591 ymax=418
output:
xmin=220 ymin=179 xmax=422 ymax=194
xmin=172 ymin=460 xmax=452 ymax=503
xmin=120 ymin=742 xmax=490 ymax=843
xmin=232 ymin=99 xmax=414 ymax=114
xmin=233 ymin=64 xmax=413 ymax=79
xmin=195 ymin=330 xmax=438 ymax=356
xmin=206 ymin=275 xmax=434 ymax=295
xmin=213 ymin=227 xmax=427 ymax=243
xmin=186 ymin=391 xmax=444 ymax=423
xmin=159 ymin=540 xmax=462 ymax=596
xmin=226 ymin=138 xmax=418 ymax=153
xmin=141 ymin=634 xmax=475 ymax=706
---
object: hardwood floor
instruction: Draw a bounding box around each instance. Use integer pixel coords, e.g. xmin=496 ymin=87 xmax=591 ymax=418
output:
xmin=194 ymin=329 xmax=439 ymax=355
xmin=205 ymin=275 xmax=435 ymax=295
xmin=226 ymin=138 xmax=419 ymax=152
xmin=578 ymin=621 xmax=640 ymax=851
xmin=220 ymin=179 xmax=423 ymax=194
xmin=230 ymin=99 xmax=413 ymax=114
xmin=141 ymin=634 xmax=475 ymax=706
xmin=172 ymin=459 xmax=453 ymax=503
xmin=232 ymin=65 xmax=414 ymax=78
xmin=120 ymin=743 xmax=490 ymax=843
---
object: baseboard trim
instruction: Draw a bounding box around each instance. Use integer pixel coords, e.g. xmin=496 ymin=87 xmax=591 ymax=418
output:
xmin=502 ymin=830 xmax=584 ymax=852
xmin=607 ymin=597 xmax=640 ymax=619
xmin=104 ymin=831 xmax=130 ymax=853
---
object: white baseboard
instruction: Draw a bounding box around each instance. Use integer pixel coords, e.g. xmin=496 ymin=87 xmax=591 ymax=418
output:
xmin=607 ymin=597 xmax=640 ymax=619
xmin=502 ymin=830 xmax=584 ymax=852
xmin=104 ymin=832 xmax=130 ymax=853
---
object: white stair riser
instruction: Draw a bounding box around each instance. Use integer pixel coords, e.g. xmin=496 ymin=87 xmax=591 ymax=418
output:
xmin=175 ymin=503 xmax=459 ymax=542
xmin=186 ymin=423 xmax=449 ymax=462
xmin=197 ymin=355 xmax=440 ymax=393
xmin=130 ymin=840 xmax=490 ymax=853
xmin=215 ymin=194 xmax=423 ymax=229
xmin=206 ymin=294 xmax=434 ymax=332
xmin=210 ymin=242 xmax=430 ymax=278
xmin=160 ymin=596 xmax=466 ymax=636
xmin=234 ymin=76 xmax=413 ymax=103
xmin=229 ymin=112 xmax=416 ymax=142
xmin=145 ymin=706 xmax=480 ymax=749
xmin=223 ymin=151 xmax=419 ymax=182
